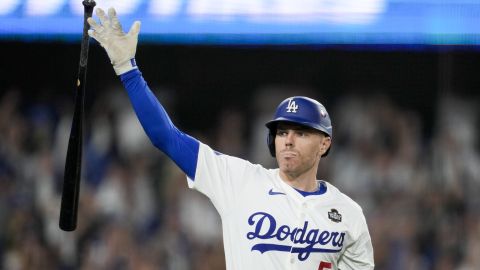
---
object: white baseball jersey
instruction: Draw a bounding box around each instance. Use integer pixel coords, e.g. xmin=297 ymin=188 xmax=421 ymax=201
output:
xmin=187 ymin=143 xmax=375 ymax=270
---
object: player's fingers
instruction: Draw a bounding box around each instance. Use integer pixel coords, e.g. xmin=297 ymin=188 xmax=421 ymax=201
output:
xmin=108 ymin=7 xmax=123 ymax=32
xmin=87 ymin=17 xmax=106 ymax=38
xmin=87 ymin=17 xmax=102 ymax=32
xmin=127 ymin=21 xmax=141 ymax=37
xmin=87 ymin=29 xmax=99 ymax=40
xmin=96 ymin=8 xmax=110 ymax=28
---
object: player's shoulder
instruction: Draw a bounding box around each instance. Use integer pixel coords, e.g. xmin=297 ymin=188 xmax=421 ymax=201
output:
xmin=324 ymin=181 xmax=364 ymax=214
xmin=199 ymin=142 xmax=270 ymax=172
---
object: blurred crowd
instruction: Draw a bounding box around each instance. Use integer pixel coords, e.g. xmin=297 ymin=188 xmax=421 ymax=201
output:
xmin=0 ymin=84 xmax=479 ymax=270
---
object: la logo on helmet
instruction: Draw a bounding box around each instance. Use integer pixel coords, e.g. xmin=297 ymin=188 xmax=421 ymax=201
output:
xmin=286 ymin=98 xmax=298 ymax=113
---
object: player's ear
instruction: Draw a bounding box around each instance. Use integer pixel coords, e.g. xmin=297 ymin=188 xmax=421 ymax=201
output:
xmin=319 ymin=136 xmax=331 ymax=156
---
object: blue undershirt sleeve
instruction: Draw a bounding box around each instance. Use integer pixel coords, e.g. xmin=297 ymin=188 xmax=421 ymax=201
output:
xmin=119 ymin=69 xmax=199 ymax=180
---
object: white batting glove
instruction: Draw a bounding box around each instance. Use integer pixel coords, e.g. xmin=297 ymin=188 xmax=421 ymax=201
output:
xmin=87 ymin=8 xmax=141 ymax=75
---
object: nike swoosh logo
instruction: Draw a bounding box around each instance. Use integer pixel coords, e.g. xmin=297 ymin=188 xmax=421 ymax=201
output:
xmin=268 ymin=188 xmax=286 ymax=196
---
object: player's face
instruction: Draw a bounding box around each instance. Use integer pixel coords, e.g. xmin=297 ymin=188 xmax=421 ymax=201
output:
xmin=275 ymin=122 xmax=331 ymax=179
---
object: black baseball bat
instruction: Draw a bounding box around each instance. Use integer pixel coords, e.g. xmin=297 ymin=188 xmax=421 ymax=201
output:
xmin=59 ymin=0 xmax=96 ymax=232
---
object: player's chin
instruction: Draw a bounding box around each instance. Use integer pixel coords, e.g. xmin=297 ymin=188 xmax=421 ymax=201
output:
xmin=278 ymin=159 xmax=298 ymax=172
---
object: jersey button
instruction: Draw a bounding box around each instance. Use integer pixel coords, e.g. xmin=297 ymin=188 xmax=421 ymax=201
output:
xmin=290 ymin=256 xmax=295 ymax=264
xmin=302 ymin=203 xmax=307 ymax=208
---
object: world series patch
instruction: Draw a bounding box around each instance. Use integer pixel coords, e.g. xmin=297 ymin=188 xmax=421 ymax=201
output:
xmin=328 ymin=209 xmax=342 ymax=223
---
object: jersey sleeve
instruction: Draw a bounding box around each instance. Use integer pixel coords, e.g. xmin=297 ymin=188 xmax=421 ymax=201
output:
xmin=120 ymin=69 xmax=199 ymax=179
xmin=338 ymin=211 xmax=375 ymax=270
xmin=187 ymin=142 xmax=257 ymax=216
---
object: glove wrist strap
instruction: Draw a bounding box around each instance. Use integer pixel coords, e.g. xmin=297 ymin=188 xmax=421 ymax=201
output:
xmin=114 ymin=58 xmax=138 ymax=75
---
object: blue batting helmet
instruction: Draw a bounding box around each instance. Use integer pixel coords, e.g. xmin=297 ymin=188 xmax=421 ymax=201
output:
xmin=265 ymin=96 xmax=333 ymax=157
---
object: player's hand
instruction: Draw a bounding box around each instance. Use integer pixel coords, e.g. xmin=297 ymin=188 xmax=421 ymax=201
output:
xmin=87 ymin=7 xmax=141 ymax=75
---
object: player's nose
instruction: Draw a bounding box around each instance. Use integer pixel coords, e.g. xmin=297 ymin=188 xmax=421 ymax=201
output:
xmin=284 ymin=131 xmax=295 ymax=146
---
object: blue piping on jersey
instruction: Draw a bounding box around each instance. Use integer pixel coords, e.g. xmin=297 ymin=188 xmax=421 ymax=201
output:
xmin=294 ymin=181 xmax=327 ymax=197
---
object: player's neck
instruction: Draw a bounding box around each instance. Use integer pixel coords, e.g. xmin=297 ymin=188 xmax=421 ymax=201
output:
xmin=279 ymin=169 xmax=319 ymax=192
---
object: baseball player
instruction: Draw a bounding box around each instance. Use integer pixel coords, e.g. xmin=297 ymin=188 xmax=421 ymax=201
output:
xmin=88 ymin=8 xmax=374 ymax=270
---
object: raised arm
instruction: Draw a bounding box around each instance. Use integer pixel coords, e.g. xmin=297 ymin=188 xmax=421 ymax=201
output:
xmin=87 ymin=8 xmax=199 ymax=179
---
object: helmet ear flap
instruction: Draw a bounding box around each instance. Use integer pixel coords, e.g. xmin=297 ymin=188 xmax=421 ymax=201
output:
xmin=267 ymin=130 xmax=276 ymax=157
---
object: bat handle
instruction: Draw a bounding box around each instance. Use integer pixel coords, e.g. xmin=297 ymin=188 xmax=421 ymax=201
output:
xmin=79 ymin=0 xmax=96 ymax=68
xmin=82 ymin=0 xmax=96 ymax=27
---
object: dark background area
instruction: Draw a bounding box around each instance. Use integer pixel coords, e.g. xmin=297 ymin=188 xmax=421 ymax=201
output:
xmin=3 ymin=42 xmax=479 ymax=137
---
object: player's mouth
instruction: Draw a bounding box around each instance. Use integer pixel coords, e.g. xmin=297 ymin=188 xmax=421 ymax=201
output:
xmin=280 ymin=150 xmax=298 ymax=158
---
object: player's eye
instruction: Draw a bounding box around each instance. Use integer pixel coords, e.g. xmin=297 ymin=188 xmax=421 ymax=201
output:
xmin=276 ymin=130 xmax=288 ymax=136
xmin=296 ymin=131 xmax=307 ymax=137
